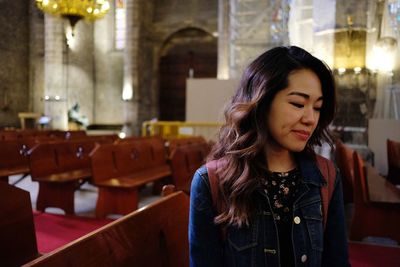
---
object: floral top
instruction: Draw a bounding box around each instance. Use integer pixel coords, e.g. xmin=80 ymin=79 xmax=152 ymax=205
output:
xmin=261 ymin=167 xmax=301 ymax=267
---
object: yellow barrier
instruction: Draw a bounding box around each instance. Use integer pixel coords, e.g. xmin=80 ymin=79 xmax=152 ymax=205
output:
xmin=141 ymin=121 xmax=222 ymax=140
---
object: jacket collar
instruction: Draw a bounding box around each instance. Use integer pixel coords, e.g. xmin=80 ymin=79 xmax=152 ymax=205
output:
xmin=296 ymin=153 xmax=327 ymax=187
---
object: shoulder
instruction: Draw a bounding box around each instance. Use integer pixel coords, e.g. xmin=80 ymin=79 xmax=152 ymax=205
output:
xmin=298 ymin=152 xmax=341 ymax=187
xmin=190 ymin=165 xmax=214 ymax=211
xmin=191 ymin=165 xmax=211 ymax=193
xmin=195 ymin=165 xmax=209 ymax=182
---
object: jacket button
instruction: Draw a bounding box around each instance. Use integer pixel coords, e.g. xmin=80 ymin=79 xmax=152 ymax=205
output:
xmin=264 ymin=248 xmax=277 ymax=254
xmin=301 ymin=254 xmax=308 ymax=262
xmin=294 ymin=216 xmax=301 ymax=224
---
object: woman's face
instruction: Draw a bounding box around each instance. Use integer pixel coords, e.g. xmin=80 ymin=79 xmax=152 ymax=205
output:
xmin=266 ymin=69 xmax=323 ymax=153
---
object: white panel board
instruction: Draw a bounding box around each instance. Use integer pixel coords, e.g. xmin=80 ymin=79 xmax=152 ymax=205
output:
xmin=368 ymin=119 xmax=400 ymax=174
xmin=186 ymin=79 xmax=239 ymax=122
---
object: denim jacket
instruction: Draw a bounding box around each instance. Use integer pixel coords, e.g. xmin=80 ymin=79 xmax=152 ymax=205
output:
xmin=189 ymin=156 xmax=350 ymax=267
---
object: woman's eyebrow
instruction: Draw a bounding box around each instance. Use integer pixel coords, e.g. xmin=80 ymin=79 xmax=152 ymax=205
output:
xmin=287 ymin=91 xmax=323 ymax=101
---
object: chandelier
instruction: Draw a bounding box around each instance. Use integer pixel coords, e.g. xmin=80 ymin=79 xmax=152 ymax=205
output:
xmin=35 ymin=0 xmax=111 ymax=29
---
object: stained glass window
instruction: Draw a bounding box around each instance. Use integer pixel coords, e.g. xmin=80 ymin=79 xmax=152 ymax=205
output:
xmin=115 ymin=0 xmax=126 ymax=50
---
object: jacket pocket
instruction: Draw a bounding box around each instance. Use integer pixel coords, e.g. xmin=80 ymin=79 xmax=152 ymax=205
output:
xmin=300 ymin=199 xmax=324 ymax=252
xmin=226 ymin=221 xmax=259 ymax=267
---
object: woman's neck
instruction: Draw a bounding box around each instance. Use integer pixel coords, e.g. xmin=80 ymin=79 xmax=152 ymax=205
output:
xmin=265 ymin=144 xmax=297 ymax=172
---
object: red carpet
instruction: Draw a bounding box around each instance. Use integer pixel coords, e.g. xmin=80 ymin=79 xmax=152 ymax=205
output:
xmin=33 ymin=211 xmax=113 ymax=253
xmin=349 ymin=242 xmax=400 ymax=267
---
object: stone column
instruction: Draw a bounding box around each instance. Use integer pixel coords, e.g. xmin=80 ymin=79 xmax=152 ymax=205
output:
xmin=123 ymin=0 xmax=141 ymax=135
xmin=217 ymin=0 xmax=230 ymax=79
xmin=44 ymin=15 xmax=68 ymax=130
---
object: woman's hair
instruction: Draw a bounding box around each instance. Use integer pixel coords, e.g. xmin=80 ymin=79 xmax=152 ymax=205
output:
xmin=209 ymin=46 xmax=336 ymax=227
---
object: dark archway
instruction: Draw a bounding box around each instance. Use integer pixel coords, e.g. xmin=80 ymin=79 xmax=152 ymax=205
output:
xmin=158 ymin=27 xmax=217 ymax=121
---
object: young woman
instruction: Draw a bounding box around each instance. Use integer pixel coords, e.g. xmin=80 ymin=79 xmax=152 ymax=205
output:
xmin=189 ymin=46 xmax=350 ymax=267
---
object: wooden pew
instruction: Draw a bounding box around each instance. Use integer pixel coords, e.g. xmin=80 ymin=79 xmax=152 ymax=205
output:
xmin=350 ymin=151 xmax=400 ymax=243
xmin=335 ymin=140 xmax=355 ymax=203
xmin=83 ymin=134 xmax=119 ymax=143
xmin=28 ymin=140 xmax=96 ymax=214
xmin=0 ymin=182 xmax=39 ymax=267
xmin=90 ymin=138 xmax=172 ymax=218
xmin=114 ymin=135 xmax=148 ymax=144
xmin=18 ymin=130 xmax=59 ymax=140
xmin=387 ymin=139 xmax=400 ymax=185
xmin=52 ymin=130 xmax=87 ymax=140
xmin=0 ymin=130 xmax=18 ymax=140
xmin=0 ymin=140 xmax=30 ymax=183
xmin=0 ymin=133 xmax=63 ymax=184
xmin=0 ymin=130 xmax=60 ymax=141
xmin=166 ymin=136 xmax=208 ymax=156
xmin=169 ymin=143 xmax=209 ymax=193
xmin=22 ymin=191 xmax=189 ymax=267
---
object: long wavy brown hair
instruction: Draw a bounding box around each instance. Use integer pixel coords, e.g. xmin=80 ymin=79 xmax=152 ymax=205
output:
xmin=208 ymin=46 xmax=336 ymax=227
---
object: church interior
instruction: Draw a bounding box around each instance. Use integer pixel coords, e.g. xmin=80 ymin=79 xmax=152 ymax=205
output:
xmin=0 ymin=0 xmax=400 ymax=266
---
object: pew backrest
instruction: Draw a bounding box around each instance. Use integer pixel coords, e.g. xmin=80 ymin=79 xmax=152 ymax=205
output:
xmin=0 ymin=140 xmax=30 ymax=176
xmin=0 ymin=140 xmax=30 ymax=169
xmin=115 ymin=136 xmax=168 ymax=166
xmin=52 ymin=130 xmax=87 ymax=140
xmin=387 ymin=139 xmax=400 ymax=184
xmin=353 ymin=151 xmax=370 ymax=204
xmin=22 ymin=192 xmax=189 ymax=267
xmin=90 ymin=139 xmax=170 ymax=184
xmin=167 ymin=136 xmax=207 ymax=156
xmin=28 ymin=140 xmax=96 ymax=180
xmin=335 ymin=140 xmax=355 ymax=203
xmin=0 ymin=182 xmax=39 ymax=266
xmin=169 ymin=142 xmax=209 ymax=193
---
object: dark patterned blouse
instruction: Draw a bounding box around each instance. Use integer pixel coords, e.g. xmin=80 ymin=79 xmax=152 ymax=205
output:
xmin=261 ymin=167 xmax=301 ymax=267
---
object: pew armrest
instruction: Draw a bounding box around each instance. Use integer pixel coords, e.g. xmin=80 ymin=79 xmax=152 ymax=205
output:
xmin=33 ymin=169 xmax=91 ymax=183
xmin=95 ymin=165 xmax=171 ymax=188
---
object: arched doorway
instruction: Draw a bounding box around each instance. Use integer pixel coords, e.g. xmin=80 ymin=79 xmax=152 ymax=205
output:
xmin=158 ymin=28 xmax=217 ymax=121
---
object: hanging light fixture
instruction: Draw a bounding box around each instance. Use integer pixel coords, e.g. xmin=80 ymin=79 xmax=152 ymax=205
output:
xmin=370 ymin=0 xmax=398 ymax=72
xmin=35 ymin=0 xmax=111 ymax=30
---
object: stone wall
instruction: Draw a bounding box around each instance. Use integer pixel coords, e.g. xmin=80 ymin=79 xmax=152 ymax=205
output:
xmin=29 ymin=1 xmax=45 ymax=116
xmin=2 ymin=0 xmax=393 ymax=139
xmin=0 ymin=0 xmax=30 ymax=128
xmin=141 ymin=0 xmax=218 ymax=123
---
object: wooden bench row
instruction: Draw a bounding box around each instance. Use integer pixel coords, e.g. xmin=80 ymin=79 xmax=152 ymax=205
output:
xmin=169 ymin=141 xmax=210 ymax=193
xmin=0 ymin=136 xmax=209 ymax=218
xmin=387 ymin=139 xmax=400 ymax=185
xmin=91 ymin=137 xmax=172 ymax=217
xmin=0 ymin=133 xmax=117 ymax=183
xmin=4 ymin=180 xmax=400 ymax=267
xmin=335 ymin=141 xmax=400 ymax=243
xmin=29 ymin=139 xmax=97 ymax=215
xmin=0 ymin=130 xmax=89 ymax=141
xmin=0 ymin=181 xmax=189 ymax=267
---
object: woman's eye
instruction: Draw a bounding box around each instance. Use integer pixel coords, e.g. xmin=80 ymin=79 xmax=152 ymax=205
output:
xmin=290 ymin=102 xmax=304 ymax=108
xmin=314 ymin=107 xmax=322 ymax=112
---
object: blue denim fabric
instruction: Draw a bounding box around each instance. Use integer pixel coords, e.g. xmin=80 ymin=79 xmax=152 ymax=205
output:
xmin=189 ymin=156 xmax=351 ymax=267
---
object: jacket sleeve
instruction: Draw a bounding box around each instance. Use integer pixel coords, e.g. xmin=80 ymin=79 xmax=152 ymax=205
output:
xmin=189 ymin=167 xmax=224 ymax=267
xmin=322 ymin=168 xmax=351 ymax=267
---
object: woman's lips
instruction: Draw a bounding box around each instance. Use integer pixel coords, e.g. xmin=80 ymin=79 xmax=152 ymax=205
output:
xmin=292 ymin=130 xmax=310 ymax=141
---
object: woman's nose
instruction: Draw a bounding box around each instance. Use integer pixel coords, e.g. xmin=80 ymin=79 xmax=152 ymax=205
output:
xmin=302 ymin=108 xmax=318 ymax=125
